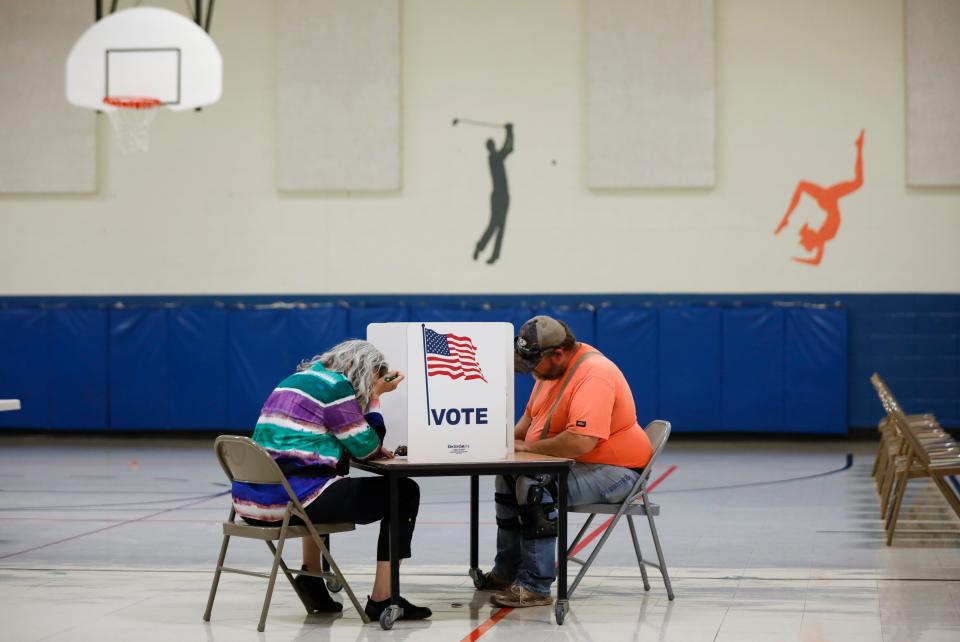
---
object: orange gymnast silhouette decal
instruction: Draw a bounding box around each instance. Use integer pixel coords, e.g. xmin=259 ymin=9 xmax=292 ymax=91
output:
xmin=775 ymin=129 xmax=864 ymax=266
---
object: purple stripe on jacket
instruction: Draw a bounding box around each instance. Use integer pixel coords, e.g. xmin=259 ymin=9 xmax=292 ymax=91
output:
xmin=260 ymin=389 xmax=363 ymax=429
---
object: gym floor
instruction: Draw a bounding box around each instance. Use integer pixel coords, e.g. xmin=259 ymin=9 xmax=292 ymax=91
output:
xmin=1 ymin=436 xmax=958 ymax=641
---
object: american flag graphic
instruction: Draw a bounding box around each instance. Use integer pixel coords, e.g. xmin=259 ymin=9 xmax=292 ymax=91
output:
xmin=423 ymin=328 xmax=487 ymax=382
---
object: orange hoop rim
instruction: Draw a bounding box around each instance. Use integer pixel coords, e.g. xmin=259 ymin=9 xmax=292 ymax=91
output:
xmin=102 ymin=96 xmax=162 ymax=110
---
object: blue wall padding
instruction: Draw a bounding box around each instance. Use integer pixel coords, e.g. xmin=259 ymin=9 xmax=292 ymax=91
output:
xmin=352 ymin=306 xmax=409 ymax=339
xmin=547 ymin=306 xmax=596 ymax=346
xmin=658 ymin=307 xmax=723 ymax=431
xmin=48 ymin=308 xmax=109 ymax=428
xmin=0 ymin=308 xmax=51 ymax=427
xmin=289 ymin=306 xmax=350 ymax=356
xmin=168 ymin=307 xmax=228 ymax=428
xmin=784 ymin=307 xmax=848 ymax=433
xmin=596 ymin=306 xmax=658 ymax=426
xmin=414 ymin=306 xmax=522 ymax=324
xmin=0 ymin=299 xmax=865 ymax=433
xmin=0 ymin=307 xmax=107 ymax=429
xmin=722 ymin=307 xmax=785 ymax=431
xmin=109 ymin=307 xmax=229 ymax=430
xmin=227 ymin=306 xmax=348 ymax=429
xmin=110 ymin=308 xmax=169 ymax=429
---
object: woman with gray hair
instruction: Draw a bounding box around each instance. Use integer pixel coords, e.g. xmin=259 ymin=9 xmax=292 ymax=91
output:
xmin=231 ymin=339 xmax=431 ymax=621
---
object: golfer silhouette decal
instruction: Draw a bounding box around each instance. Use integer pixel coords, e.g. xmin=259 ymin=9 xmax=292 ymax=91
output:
xmin=775 ymin=129 xmax=864 ymax=266
xmin=453 ymin=117 xmax=514 ymax=265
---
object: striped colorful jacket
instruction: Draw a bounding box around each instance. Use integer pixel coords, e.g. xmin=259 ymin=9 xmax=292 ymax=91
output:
xmin=231 ymin=362 xmax=382 ymax=522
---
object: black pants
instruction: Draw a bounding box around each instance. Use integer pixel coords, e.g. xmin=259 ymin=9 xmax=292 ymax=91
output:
xmin=244 ymin=476 xmax=420 ymax=561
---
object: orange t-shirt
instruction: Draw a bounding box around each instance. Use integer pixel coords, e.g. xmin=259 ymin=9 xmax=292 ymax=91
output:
xmin=523 ymin=343 xmax=652 ymax=468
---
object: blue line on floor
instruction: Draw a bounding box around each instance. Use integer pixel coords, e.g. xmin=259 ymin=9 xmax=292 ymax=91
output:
xmin=655 ymin=453 xmax=854 ymax=494
xmin=949 ymin=475 xmax=960 ymax=497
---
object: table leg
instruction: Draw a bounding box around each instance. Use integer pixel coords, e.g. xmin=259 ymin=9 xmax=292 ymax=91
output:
xmin=389 ymin=471 xmax=401 ymax=603
xmin=470 ymin=475 xmax=479 ymax=569
xmin=556 ymin=469 xmax=569 ymax=625
xmin=380 ymin=471 xmax=401 ymax=629
xmin=468 ymin=474 xmax=483 ymax=589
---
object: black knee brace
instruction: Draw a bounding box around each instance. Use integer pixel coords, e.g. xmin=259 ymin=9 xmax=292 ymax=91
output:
xmin=495 ymin=492 xmax=521 ymax=531
xmin=518 ymin=483 xmax=558 ymax=540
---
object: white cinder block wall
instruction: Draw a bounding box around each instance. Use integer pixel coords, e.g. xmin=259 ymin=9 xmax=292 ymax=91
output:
xmin=0 ymin=0 xmax=957 ymax=295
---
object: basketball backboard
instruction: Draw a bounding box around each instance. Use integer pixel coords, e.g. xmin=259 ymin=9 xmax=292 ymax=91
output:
xmin=66 ymin=7 xmax=222 ymax=112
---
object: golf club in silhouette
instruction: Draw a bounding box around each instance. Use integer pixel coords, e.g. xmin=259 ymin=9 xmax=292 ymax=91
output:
xmin=452 ymin=117 xmax=507 ymax=129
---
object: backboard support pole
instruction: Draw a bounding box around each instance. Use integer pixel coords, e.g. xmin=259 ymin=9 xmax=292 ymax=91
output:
xmin=205 ymin=0 xmax=216 ymax=34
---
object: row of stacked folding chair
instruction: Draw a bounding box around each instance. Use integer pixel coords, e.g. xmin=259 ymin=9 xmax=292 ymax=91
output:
xmin=869 ymin=373 xmax=960 ymax=545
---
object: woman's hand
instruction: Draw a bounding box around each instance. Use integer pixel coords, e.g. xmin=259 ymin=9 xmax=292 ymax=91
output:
xmin=514 ymin=439 xmax=529 ymax=453
xmin=372 ymin=371 xmax=404 ymax=400
xmin=373 ymin=445 xmax=395 ymax=460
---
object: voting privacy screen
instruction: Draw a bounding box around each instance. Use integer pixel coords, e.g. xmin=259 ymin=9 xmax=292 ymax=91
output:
xmin=367 ymin=322 xmax=515 ymax=462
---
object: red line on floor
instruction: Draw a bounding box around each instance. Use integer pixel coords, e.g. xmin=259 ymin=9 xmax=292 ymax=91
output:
xmin=460 ymin=606 xmax=513 ymax=642
xmin=460 ymin=464 xmax=678 ymax=640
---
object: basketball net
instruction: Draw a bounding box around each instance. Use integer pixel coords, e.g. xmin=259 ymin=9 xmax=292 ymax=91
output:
xmin=102 ymin=96 xmax=161 ymax=154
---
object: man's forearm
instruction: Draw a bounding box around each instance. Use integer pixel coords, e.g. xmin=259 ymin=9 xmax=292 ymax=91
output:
xmin=523 ymin=436 xmax=581 ymax=459
xmin=514 ymin=415 xmax=531 ymax=440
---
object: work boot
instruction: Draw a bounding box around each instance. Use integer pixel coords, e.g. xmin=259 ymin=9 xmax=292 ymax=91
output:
xmin=475 ymin=570 xmax=512 ymax=592
xmin=490 ymin=583 xmax=553 ymax=608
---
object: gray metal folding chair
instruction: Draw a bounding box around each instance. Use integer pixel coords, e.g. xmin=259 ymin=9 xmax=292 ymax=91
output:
xmin=566 ymin=419 xmax=674 ymax=600
xmin=202 ymin=436 xmax=370 ymax=631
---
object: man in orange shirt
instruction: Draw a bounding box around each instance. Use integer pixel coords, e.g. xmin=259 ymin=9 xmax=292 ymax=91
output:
xmin=479 ymin=315 xmax=653 ymax=607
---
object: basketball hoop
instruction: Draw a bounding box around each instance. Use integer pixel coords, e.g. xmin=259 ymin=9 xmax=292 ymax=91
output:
xmin=102 ymin=96 xmax=162 ymax=154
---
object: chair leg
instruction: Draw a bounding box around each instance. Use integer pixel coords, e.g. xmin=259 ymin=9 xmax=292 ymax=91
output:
xmin=202 ymin=534 xmax=231 ymax=622
xmin=568 ymin=513 xmax=624 ymax=598
xmin=871 ymin=437 xmax=883 ymax=478
xmin=268 ymin=542 xmax=311 ymax=613
xmin=643 ymin=496 xmax=674 ymax=600
xmin=258 ymin=527 xmax=290 ymax=632
xmin=322 ymin=534 xmax=331 ymax=573
xmin=873 ymin=439 xmax=889 ymax=483
xmin=627 ymin=516 xmax=651 ymax=591
xmin=885 ymin=469 xmax=908 ymax=546
xmin=879 ymin=463 xmax=897 ymax=518
xmin=307 ymin=529 xmax=370 ymax=624
xmin=875 ymin=452 xmax=889 ymax=493
xmin=880 ymin=466 xmax=899 ymax=522
xmin=568 ymin=514 xmax=596 ymax=556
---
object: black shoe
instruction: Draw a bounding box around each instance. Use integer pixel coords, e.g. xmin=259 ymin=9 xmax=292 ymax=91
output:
xmin=295 ymin=567 xmax=343 ymax=613
xmin=364 ymin=595 xmax=432 ymax=621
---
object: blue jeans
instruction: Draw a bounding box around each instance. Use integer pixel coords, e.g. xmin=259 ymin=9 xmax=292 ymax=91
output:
xmin=492 ymin=463 xmax=640 ymax=595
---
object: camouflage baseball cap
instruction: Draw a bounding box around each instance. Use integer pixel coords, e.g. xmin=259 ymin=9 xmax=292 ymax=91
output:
xmin=514 ymin=315 xmax=573 ymax=374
